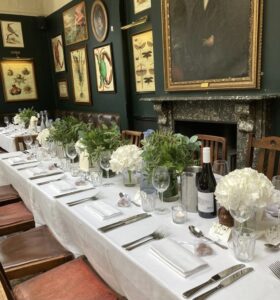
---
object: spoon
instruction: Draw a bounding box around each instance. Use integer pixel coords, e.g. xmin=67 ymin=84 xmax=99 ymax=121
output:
xmin=189 ymin=225 xmax=228 ymax=250
xmin=264 ymin=242 xmax=280 ymax=250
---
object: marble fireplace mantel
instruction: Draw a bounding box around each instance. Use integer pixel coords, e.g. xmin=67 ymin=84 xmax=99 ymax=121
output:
xmin=140 ymin=94 xmax=280 ymax=168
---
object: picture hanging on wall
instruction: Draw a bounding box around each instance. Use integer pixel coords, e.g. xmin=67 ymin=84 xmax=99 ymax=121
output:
xmin=63 ymin=1 xmax=88 ymax=46
xmin=1 ymin=21 xmax=24 ymax=48
xmin=69 ymin=46 xmax=91 ymax=104
xmin=51 ymin=35 xmax=66 ymax=72
xmin=94 ymin=44 xmax=115 ymax=92
xmin=91 ymin=0 xmax=108 ymax=43
xmin=0 ymin=59 xmax=37 ymax=102
xmin=58 ymin=80 xmax=69 ymax=99
xmin=132 ymin=30 xmax=155 ymax=93
xmin=133 ymin=0 xmax=151 ymax=14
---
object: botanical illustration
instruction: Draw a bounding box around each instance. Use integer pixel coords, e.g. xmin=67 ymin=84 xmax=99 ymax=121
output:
xmin=94 ymin=44 xmax=115 ymax=92
xmin=132 ymin=30 xmax=155 ymax=92
xmin=91 ymin=0 xmax=108 ymax=42
xmin=1 ymin=21 xmax=24 ymax=48
xmin=134 ymin=0 xmax=151 ymax=14
xmin=70 ymin=47 xmax=91 ymax=104
xmin=51 ymin=35 xmax=66 ymax=72
xmin=0 ymin=59 xmax=37 ymax=102
xmin=58 ymin=80 xmax=69 ymax=99
xmin=63 ymin=1 xmax=88 ymax=46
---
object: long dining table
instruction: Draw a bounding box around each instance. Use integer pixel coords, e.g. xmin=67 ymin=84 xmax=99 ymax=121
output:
xmin=0 ymin=126 xmax=30 ymax=152
xmin=0 ymin=151 xmax=279 ymax=300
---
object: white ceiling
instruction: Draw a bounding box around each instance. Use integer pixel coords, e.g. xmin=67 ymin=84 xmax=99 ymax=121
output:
xmin=0 ymin=0 xmax=72 ymax=17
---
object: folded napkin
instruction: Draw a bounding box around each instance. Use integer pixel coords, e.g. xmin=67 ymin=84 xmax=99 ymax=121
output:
xmin=86 ymin=201 xmax=122 ymax=220
xmin=51 ymin=180 xmax=76 ymax=193
xmin=150 ymin=239 xmax=207 ymax=277
xmin=26 ymin=167 xmax=47 ymax=177
xmin=9 ymin=156 xmax=26 ymax=164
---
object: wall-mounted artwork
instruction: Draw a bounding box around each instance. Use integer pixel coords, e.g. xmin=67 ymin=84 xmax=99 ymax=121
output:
xmin=58 ymin=80 xmax=69 ymax=99
xmin=134 ymin=0 xmax=151 ymax=14
xmin=0 ymin=59 xmax=37 ymax=102
xmin=1 ymin=21 xmax=24 ymax=48
xmin=70 ymin=46 xmax=91 ymax=104
xmin=94 ymin=44 xmax=115 ymax=92
xmin=91 ymin=0 xmax=108 ymax=42
xmin=51 ymin=35 xmax=66 ymax=72
xmin=132 ymin=30 xmax=155 ymax=93
xmin=63 ymin=1 xmax=88 ymax=46
xmin=162 ymin=0 xmax=263 ymax=91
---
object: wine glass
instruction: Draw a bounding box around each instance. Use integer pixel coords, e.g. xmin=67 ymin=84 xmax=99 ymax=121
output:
xmin=99 ymin=151 xmax=111 ymax=179
xmin=23 ymin=134 xmax=33 ymax=149
xmin=66 ymin=143 xmax=77 ymax=165
xmin=4 ymin=116 xmax=9 ymax=127
xmin=152 ymin=166 xmax=170 ymax=215
xmin=212 ymin=160 xmax=229 ymax=176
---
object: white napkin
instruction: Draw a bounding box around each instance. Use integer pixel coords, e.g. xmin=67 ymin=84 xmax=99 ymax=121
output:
xmin=51 ymin=180 xmax=76 ymax=193
xmin=9 ymin=156 xmax=26 ymax=164
xmin=86 ymin=201 xmax=122 ymax=220
xmin=150 ymin=239 xmax=207 ymax=277
xmin=26 ymin=167 xmax=47 ymax=177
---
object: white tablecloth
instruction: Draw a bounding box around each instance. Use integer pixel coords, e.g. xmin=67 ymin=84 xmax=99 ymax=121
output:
xmin=0 ymin=127 xmax=29 ymax=152
xmin=0 ymin=152 xmax=279 ymax=300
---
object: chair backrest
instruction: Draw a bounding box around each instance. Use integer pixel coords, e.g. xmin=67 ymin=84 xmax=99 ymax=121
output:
xmin=121 ymin=130 xmax=143 ymax=147
xmin=0 ymin=262 xmax=14 ymax=300
xmin=196 ymin=134 xmax=227 ymax=163
xmin=246 ymin=133 xmax=280 ymax=180
xmin=14 ymin=135 xmax=37 ymax=151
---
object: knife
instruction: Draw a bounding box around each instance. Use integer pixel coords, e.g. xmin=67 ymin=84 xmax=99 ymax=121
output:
xmin=37 ymin=178 xmax=64 ymax=186
xmin=17 ymin=164 xmax=39 ymax=171
xmin=11 ymin=160 xmax=37 ymax=166
xmin=67 ymin=196 xmax=98 ymax=206
xmin=193 ymin=267 xmax=254 ymax=300
xmin=182 ymin=263 xmax=245 ymax=298
xmin=98 ymin=213 xmax=152 ymax=233
xmin=29 ymin=172 xmax=63 ymax=180
xmin=54 ymin=186 xmax=96 ymax=198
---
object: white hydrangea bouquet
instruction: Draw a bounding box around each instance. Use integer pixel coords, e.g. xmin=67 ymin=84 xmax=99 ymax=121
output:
xmin=36 ymin=128 xmax=50 ymax=148
xmin=13 ymin=114 xmax=22 ymax=125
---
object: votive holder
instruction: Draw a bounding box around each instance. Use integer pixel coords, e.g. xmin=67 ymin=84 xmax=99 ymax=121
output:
xmin=172 ymin=204 xmax=187 ymax=224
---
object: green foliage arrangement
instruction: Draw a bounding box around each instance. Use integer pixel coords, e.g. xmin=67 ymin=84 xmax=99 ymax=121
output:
xmin=19 ymin=107 xmax=38 ymax=126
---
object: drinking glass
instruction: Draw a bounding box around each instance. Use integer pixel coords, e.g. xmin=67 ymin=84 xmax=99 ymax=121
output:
xmin=272 ymin=175 xmax=280 ymax=220
xmin=23 ymin=134 xmax=33 ymax=149
xmin=4 ymin=116 xmax=9 ymax=127
xmin=65 ymin=143 xmax=77 ymax=165
xmin=152 ymin=166 xmax=170 ymax=215
xmin=212 ymin=160 xmax=229 ymax=176
xmin=99 ymin=151 xmax=111 ymax=179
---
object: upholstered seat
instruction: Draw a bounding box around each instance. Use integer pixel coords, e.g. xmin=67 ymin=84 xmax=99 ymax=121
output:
xmin=0 ymin=225 xmax=73 ymax=280
xmin=0 ymin=202 xmax=34 ymax=236
xmin=0 ymin=185 xmax=21 ymax=206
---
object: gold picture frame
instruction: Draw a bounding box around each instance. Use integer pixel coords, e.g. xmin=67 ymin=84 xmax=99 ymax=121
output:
xmin=57 ymin=80 xmax=69 ymax=99
xmin=162 ymin=0 xmax=263 ymax=91
xmin=134 ymin=0 xmax=151 ymax=14
xmin=91 ymin=0 xmax=108 ymax=43
xmin=51 ymin=35 xmax=66 ymax=72
xmin=1 ymin=21 xmax=24 ymax=48
xmin=0 ymin=59 xmax=38 ymax=102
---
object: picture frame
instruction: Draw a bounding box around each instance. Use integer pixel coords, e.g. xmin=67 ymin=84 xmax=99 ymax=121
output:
xmin=0 ymin=59 xmax=38 ymax=102
xmin=1 ymin=21 xmax=24 ymax=48
xmin=63 ymin=1 xmax=88 ymax=46
xmin=133 ymin=0 xmax=151 ymax=14
xmin=93 ymin=44 xmax=115 ymax=92
xmin=132 ymin=30 xmax=155 ymax=93
xmin=91 ymin=0 xmax=108 ymax=43
xmin=162 ymin=0 xmax=263 ymax=91
xmin=57 ymin=80 xmax=69 ymax=99
xmin=69 ymin=46 xmax=91 ymax=105
xmin=51 ymin=35 xmax=66 ymax=72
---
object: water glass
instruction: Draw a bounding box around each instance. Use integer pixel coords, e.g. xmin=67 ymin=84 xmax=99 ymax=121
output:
xmin=172 ymin=204 xmax=187 ymax=224
xmin=89 ymin=169 xmax=103 ymax=187
xmin=140 ymin=189 xmax=156 ymax=212
xmin=70 ymin=163 xmax=80 ymax=177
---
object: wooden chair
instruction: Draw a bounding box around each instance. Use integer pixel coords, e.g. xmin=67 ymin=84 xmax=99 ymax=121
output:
xmin=0 ymin=257 xmax=122 ymax=300
xmin=14 ymin=135 xmax=37 ymax=151
xmin=246 ymin=133 xmax=280 ymax=180
xmin=0 ymin=185 xmax=21 ymax=207
xmin=196 ymin=134 xmax=227 ymax=163
xmin=121 ymin=130 xmax=143 ymax=147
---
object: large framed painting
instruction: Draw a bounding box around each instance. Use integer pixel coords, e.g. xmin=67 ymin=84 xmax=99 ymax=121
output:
xmin=57 ymin=80 xmax=69 ymax=99
xmin=69 ymin=46 xmax=91 ymax=104
xmin=162 ymin=0 xmax=263 ymax=91
xmin=134 ymin=0 xmax=151 ymax=14
xmin=132 ymin=30 xmax=155 ymax=93
xmin=1 ymin=21 xmax=24 ymax=48
xmin=0 ymin=59 xmax=37 ymax=102
xmin=94 ymin=44 xmax=115 ymax=92
xmin=63 ymin=1 xmax=88 ymax=46
xmin=91 ymin=0 xmax=108 ymax=43
xmin=51 ymin=35 xmax=66 ymax=72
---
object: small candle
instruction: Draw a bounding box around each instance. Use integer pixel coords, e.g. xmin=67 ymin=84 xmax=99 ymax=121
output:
xmin=172 ymin=205 xmax=187 ymax=224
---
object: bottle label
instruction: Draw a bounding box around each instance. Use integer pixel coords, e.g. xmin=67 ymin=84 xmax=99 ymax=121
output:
xmin=198 ymin=192 xmax=214 ymax=213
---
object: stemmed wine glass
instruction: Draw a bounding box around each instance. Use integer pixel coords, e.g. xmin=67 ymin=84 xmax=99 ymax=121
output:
xmin=99 ymin=151 xmax=111 ymax=179
xmin=23 ymin=134 xmax=33 ymax=150
xmin=66 ymin=143 xmax=77 ymax=166
xmin=152 ymin=166 xmax=170 ymax=215
xmin=4 ymin=116 xmax=9 ymax=127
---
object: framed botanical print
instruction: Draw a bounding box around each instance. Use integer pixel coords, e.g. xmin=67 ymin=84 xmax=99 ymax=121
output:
xmin=0 ymin=59 xmax=37 ymax=102
xmin=51 ymin=35 xmax=66 ymax=72
xmin=63 ymin=1 xmax=88 ymax=46
xmin=91 ymin=0 xmax=108 ymax=42
xmin=69 ymin=46 xmax=91 ymax=104
xmin=1 ymin=21 xmax=24 ymax=48
xmin=57 ymin=80 xmax=69 ymax=99
xmin=132 ymin=30 xmax=155 ymax=93
xmin=134 ymin=0 xmax=151 ymax=14
xmin=93 ymin=44 xmax=115 ymax=92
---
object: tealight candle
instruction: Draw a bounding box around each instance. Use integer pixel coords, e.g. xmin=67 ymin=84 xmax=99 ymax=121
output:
xmin=172 ymin=205 xmax=187 ymax=224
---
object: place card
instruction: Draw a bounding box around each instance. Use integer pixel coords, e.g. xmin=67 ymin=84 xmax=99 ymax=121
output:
xmin=209 ymin=222 xmax=232 ymax=243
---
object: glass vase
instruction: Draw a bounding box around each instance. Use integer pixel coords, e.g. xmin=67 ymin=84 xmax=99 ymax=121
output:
xmin=123 ymin=169 xmax=137 ymax=187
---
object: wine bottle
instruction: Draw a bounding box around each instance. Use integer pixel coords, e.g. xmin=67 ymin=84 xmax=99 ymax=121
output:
xmin=197 ymin=147 xmax=217 ymax=218
xmin=44 ymin=110 xmax=49 ymax=128
xmin=40 ymin=111 xmax=46 ymax=131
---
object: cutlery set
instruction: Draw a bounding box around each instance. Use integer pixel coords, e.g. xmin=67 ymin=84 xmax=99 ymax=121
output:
xmin=66 ymin=196 xmax=98 ymax=207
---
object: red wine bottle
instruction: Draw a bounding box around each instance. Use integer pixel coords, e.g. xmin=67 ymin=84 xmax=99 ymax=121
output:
xmin=197 ymin=147 xmax=217 ymax=218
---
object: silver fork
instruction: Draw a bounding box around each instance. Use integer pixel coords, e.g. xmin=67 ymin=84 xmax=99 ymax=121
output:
xmin=269 ymin=261 xmax=280 ymax=279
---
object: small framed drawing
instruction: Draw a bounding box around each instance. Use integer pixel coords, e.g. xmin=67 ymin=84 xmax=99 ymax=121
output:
xmin=63 ymin=1 xmax=88 ymax=46
xmin=1 ymin=21 xmax=24 ymax=48
xmin=132 ymin=30 xmax=155 ymax=93
xmin=134 ymin=0 xmax=151 ymax=14
xmin=91 ymin=0 xmax=108 ymax=42
xmin=69 ymin=46 xmax=91 ymax=104
xmin=0 ymin=59 xmax=38 ymax=102
xmin=94 ymin=44 xmax=115 ymax=92
xmin=57 ymin=80 xmax=69 ymax=99
xmin=51 ymin=35 xmax=66 ymax=72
